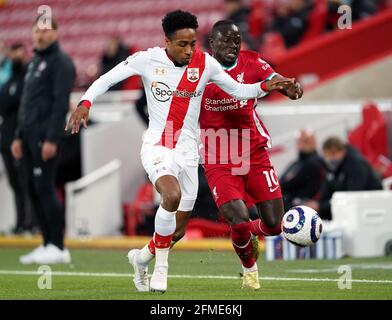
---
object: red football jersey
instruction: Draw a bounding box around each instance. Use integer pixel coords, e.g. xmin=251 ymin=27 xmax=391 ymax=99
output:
xmin=200 ymin=50 xmax=276 ymax=169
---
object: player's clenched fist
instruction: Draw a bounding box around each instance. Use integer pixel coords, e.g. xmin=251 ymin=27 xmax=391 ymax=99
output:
xmin=284 ymin=79 xmax=303 ymax=100
xmin=65 ymin=101 xmax=90 ymax=134
xmin=266 ymin=76 xmax=303 ymax=100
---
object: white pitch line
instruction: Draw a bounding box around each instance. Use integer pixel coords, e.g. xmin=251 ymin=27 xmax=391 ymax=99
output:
xmin=0 ymin=270 xmax=391 ymax=284
xmin=290 ymin=263 xmax=392 ymax=273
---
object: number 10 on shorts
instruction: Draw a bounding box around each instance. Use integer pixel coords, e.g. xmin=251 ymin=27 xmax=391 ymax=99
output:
xmin=263 ymin=169 xmax=279 ymax=193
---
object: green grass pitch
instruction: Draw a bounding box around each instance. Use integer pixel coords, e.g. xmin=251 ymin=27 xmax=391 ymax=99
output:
xmin=0 ymin=248 xmax=391 ymax=300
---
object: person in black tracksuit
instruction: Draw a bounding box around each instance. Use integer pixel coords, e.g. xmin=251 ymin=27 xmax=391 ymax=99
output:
xmin=270 ymin=0 xmax=313 ymax=48
xmin=280 ymin=151 xmax=324 ymax=210
xmin=280 ymin=129 xmax=324 ymax=211
xmin=223 ymin=0 xmax=257 ymax=50
xmin=12 ymin=18 xmax=75 ymax=264
xmin=0 ymin=44 xmax=32 ymax=233
xmin=100 ymin=36 xmax=130 ymax=91
xmin=305 ymin=137 xmax=383 ymax=220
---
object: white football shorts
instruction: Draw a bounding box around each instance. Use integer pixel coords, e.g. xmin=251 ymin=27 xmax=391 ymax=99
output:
xmin=140 ymin=143 xmax=199 ymax=212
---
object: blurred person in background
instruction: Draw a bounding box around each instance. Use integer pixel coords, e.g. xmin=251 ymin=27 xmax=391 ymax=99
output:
xmin=223 ymin=0 xmax=257 ymax=50
xmin=0 ymin=41 xmax=12 ymax=90
xmin=11 ymin=16 xmax=75 ymax=264
xmin=305 ymin=136 xmax=382 ymax=220
xmin=326 ymin=0 xmax=378 ymax=30
xmin=55 ymin=113 xmax=83 ymax=205
xmin=378 ymin=0 xmax=392 ymax=10
xmin=280 ymin=129 xmax=324 ymax=211
xmin=0 ymin=43 xmax=34 ymax=234
xmin=101 ymin=36 xmax=147 ymax=123
xmin=270 ymin=0 xmax=313 ymax=48
xmin=346 ymin=0 xmax=378 ymax=20
xmin=100 ymin=36 xmax=131 ymax=91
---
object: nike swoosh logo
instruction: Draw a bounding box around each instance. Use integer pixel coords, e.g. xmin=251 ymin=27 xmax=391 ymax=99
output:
xmin=269 ymin=186 xmax=279 ymax=193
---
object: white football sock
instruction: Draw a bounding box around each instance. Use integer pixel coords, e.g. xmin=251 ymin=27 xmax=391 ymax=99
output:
xmin=137 ymin=244 xmax=154 ymax=266
xmin=154 ymin=205 xmax=176 ymax=236
xmin=155 ymin=247 xmax=169 ymax=267
xmin=242 ymin=263 xmax=258 ymax=273
xmin=136 ymin=238 xmax=178 ymax=266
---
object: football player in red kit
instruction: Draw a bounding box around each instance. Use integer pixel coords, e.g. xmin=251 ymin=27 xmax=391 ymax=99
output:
xmin=199 ymin=20 xmax=302 ymax=289
xmin=143 ymin=20 xmax=303 ymax=290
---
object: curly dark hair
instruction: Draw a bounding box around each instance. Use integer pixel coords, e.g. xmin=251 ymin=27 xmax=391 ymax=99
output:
xmin=162 ymin=10 xmax=198 ymax=39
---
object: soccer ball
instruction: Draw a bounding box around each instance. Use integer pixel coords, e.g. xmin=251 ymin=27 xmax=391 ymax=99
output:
xmin=281 ymin=206 xmax=323 ymax=247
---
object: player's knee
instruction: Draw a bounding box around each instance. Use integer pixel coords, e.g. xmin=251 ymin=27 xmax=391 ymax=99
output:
xmin=220 ymin=201 xmax=248 ymax=226
xmin=161 ymin=189 xmax=182 ymax=212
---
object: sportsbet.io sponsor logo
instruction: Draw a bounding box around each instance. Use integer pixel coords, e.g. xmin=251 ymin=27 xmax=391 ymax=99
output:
xmin=151 ymin=81 xmax=202 ymax=102
xmin=151 ymin=82 xmax=171 ymax=102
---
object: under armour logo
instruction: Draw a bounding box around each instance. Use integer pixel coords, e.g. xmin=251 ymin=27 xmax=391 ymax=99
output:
xmin=154 ymin=68 xmax=166 ymax=76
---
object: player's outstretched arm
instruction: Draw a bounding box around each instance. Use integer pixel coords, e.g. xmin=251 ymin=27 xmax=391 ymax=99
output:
xmin=64 ymin=60 xmax=132 ymax=135
xmin=65 ymin=101 xmax=90 ymax=134
xmin=65 ymin=51 xmax=148 ymax=134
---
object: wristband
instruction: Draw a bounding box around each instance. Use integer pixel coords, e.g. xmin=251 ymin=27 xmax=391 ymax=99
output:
xmin=260 ymin=82 xmax=269 ymax=92
xmin=80 ymin=100 xmax=92 ymax=109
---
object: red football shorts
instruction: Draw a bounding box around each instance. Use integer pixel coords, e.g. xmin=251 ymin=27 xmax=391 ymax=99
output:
xmin=204 ymin=163 xmax=282 ymax=209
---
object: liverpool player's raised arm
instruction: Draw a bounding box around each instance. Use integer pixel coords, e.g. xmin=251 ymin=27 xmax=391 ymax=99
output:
xmin=65 ymin=51 xmax=148 ymax=134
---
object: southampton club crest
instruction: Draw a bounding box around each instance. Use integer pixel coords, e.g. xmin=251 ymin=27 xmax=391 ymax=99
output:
xmin=187 ymin=68 xmax=199 ymax=82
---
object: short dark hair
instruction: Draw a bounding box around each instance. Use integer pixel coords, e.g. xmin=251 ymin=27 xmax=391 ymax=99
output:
xmin=211 ymin=20 xmax=238 ymax=38
xmin=322 ymin=137 xmax=346 ymax=151
xmin=162 ymin=10 xmax=198 ymax=39
xmin=33 ymin=14 xmax=58 ymax=30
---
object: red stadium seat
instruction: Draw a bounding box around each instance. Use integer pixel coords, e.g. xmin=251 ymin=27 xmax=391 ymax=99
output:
xmin=259 ymin=32 xmax=287 ymax=63
xmin=0 ymin=0 xmax=223 ymax=87
xmin=248 ymin=0 xmax=268 ymax=40
xmin=123 ymin=182 xmax=155 ymax=236
xmin=186 ymin=218 xmax=231 ymax=239
xmin=301 ymin=0 xmax=328 ymax=43
xmin=348 ymin=102 xmax=392 ymax=178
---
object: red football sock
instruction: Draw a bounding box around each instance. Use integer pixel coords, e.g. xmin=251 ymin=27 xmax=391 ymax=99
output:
xmin=148 ymin=238 xmax=156 ymax=255
xmin=153 ymin=232 xmax=173 ymax=249
xmin=231 ymin=222 xmax=255 ymax=268
xmin=250 ymin=219 xmax=282 ymax=236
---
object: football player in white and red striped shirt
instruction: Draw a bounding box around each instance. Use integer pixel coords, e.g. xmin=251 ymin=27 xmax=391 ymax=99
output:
xmin=65 ymin=11 xmax=290 ymax=293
